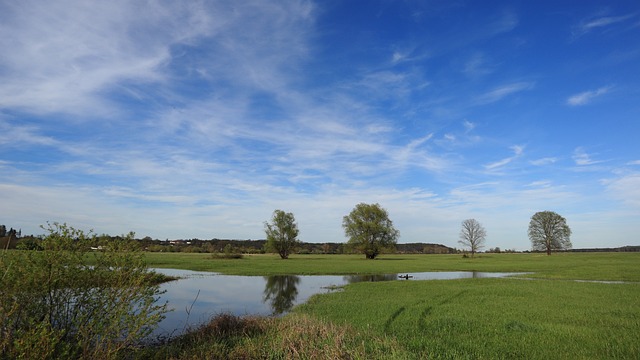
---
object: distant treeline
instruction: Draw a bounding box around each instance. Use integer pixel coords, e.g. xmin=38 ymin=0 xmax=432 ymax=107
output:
xmin=142 ymin=238 xmax=457 ymax=255
xmin=567 ymin=246 xmax=640 ymax=253
xmin=1 ymin=229 xmax=455 ymax=254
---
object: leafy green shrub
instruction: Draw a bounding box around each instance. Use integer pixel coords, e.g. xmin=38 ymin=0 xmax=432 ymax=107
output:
xmin=0 ymin=222 xmax=168 ymax=360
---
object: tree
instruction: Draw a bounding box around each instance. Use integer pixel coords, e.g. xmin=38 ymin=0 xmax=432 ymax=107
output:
xmin=528 ymin=211 xmax=572 ymax=255
xmin=0 ymin=222 xmax=167 ymax=359
xmin=342 ymin=203 xmax=399 ymax=259
xmin=458 ymin=218 xmax=487 ymax=258
xmin=264 ymin=210 xmax=300 ymax=259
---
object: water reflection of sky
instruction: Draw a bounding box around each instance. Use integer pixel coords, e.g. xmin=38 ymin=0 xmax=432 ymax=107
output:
xmin=151 ymin=268 xmax=526 ymax=339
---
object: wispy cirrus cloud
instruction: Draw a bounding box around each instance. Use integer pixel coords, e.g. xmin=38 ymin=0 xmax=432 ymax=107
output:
xmin=484 ymin=145 xmax=524 ymax=170
xmin=573 ymin=13 xmax=637 ymax=38
xmin=0 ymin=0 xmax=315 ymax=116
xmin=0 ymin=1 xmax=210 ymax=115
xmin=463 ymin=120 xmax=476 ymax=133
xmin=572 ymin=147 xmax=603 ymax=166
xmin=603 ymin=173 xmax=640 ymax=209
xmin=463 ymin=53 xmax=495 ymax=78
xmin=530 ymin=157 xmax=557 ymax=166
xmin=474 ymin=82 xmax=534 ymax=105
xmin=567 ymin=86 xmax=613 ymax=106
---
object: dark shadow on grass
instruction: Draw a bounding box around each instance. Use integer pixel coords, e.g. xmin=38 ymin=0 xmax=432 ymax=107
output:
xmin=417 ymin=306 xmax=433 ymax=332
xmin=384 ymin=306 xmax=406 ymax=333
xmin=374 ymin=257 xmax=412 ymax=261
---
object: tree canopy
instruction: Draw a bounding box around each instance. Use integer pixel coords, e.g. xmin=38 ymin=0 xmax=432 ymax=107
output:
xmin=458 ymin=219 xmax=486 ymax=257
xmin=342 ymin=203 xmax=399 ymax=259
xmin=264 ymin=210 xmax=300 ymax=259
xmin=528 ymin=211 xmax=572 ymax=255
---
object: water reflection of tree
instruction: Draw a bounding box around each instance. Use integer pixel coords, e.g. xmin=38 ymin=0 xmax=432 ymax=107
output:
xmin=263 ymin=275 xmax=301 ymax=315
xmin=343 ymin=274 xmax=397 ymax=283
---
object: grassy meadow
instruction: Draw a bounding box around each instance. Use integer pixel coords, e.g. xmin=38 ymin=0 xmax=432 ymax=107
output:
xmin=142 ymin=252 xmax=640 ymax=359
xmin=296 ymin=278 xmax=639 ymax=359
xmin=143 ymin=251 xmax=640 ymax=281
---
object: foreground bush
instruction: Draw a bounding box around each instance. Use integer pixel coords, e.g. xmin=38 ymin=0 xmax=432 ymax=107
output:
xmin=141 ymin=313 xmax=409 ymax=359
xmin=0 ymin=223 xmax=167 ymax=360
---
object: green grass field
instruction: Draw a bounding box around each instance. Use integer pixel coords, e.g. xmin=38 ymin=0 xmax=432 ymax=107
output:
xmin=296 ymin=278 xmax=639 ymax=359
xmin=143 ymin=252 xmax=640 ymax=359
xmin=143 ymin=252 xmax=640 ymax=281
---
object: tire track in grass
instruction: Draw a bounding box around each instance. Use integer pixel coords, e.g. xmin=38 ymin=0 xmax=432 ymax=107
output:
xmin=383 ymin=306 xmax=406 ymax=333
xmin=415 ymin=290 xmax=468 ymax=333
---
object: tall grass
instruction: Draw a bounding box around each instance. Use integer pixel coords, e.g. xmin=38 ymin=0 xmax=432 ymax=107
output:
xmin=141 ymin=313 xmax=409 ymax=359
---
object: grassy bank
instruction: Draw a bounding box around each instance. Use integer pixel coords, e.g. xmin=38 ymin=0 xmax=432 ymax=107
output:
xmin=143 ymin=252 xmax=640 ymax=281
xmin=139 ymin=313 xmax=409 ymax=359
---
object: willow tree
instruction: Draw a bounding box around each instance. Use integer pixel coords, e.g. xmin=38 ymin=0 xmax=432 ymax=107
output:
xmin=458 ymin=218 xmax=487 ymax=258
xmin=528 ymin=211 xmax=572 ymax=255
xmin=342 ymin=203 xmax=399 ymax=259
xmin=264 ymin=210 xmax=300 ymax=259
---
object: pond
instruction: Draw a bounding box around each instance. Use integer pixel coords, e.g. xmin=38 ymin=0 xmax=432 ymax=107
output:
xmin=151 ymin=269 xmax=526 ymax=338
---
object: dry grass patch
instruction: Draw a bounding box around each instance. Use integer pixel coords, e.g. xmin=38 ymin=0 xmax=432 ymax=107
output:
xmin=141 ymin=313 xmax=409 ymax=359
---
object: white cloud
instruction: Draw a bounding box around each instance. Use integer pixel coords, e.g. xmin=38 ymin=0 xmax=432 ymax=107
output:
xmin=567 ymin=86 xmax=613 ymax=106
xmin=474 ymin=82 xmax=534 ymax=104
xmin=530 ymin=157 xmax=557 ymax=166
xmin=572 ymin=147 xmax=602 ymax=166
xmin=390 ymin=45 xmax=429 ymax=65
xmin=463 ymin=53 xmax=494 ymax=77
xmin=0 ymin=1 xmax=206 ymax=115
xmin=573 ymin=14 xmax=636 ymax=37
xmin=484 ymin=145 xmax=524 ymax=170
xmin=354 ymin=69 xmax=430 ymax=101
xmin=0 ymin=120 xmax=58 ymax=147
xmin=526 ymin=180 xmax=552 ymax=188
xmin=463 ymin=120 xmax=476 ymax=133
xmin=605 ymin=173 xmax=640 ymax=209
xmin=0 ymin=0 xmax=315 ymax=116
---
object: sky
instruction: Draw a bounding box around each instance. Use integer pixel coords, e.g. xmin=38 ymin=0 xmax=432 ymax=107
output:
xmin=1 ymin=0 xmax=639 ymax=250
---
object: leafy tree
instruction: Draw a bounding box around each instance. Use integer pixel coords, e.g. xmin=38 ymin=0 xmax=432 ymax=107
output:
xmin=0 ymin=222 xmax=167 ymax=359
xmin=342 ymin=203 xmax=399 ymax=259
xmin=264 ymin=210 xmax=300 ymax=259
xmin=528 ymin=211 xmax=572 ymax=255
xmin=458 ymin=219 xmax=487 ymax=258
xmin=15 ymin=237 xmax=43 ymax=251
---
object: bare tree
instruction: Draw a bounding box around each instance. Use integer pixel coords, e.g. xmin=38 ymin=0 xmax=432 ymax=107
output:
xmin=458 ymin=219 xmax=486 ymax=258
xmin=528 ymin=211 xmax=571 ymax=255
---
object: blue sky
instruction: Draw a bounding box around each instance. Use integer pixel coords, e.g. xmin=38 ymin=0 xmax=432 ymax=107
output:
xmin=1 ymin=0 xmax=639 ymax=250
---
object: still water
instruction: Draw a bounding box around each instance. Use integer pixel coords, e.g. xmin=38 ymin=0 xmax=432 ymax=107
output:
xmin=152 ymin=269 xmax=524 ymax=338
